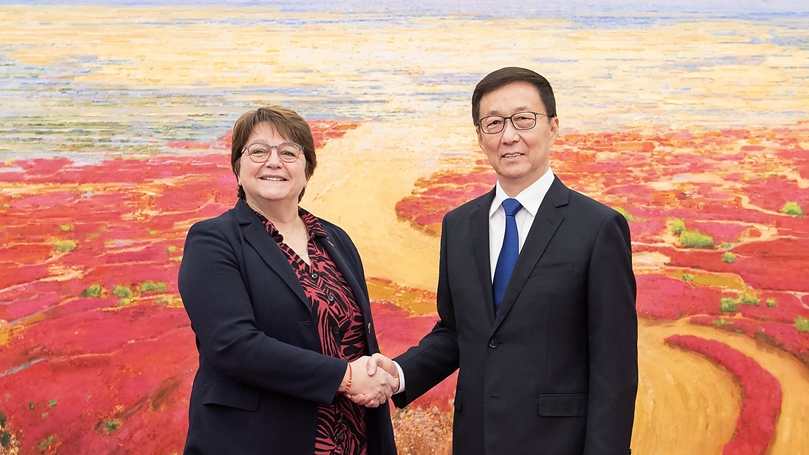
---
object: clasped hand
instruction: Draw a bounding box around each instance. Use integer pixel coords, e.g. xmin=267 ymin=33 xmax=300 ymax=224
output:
xmin=343 ymin=354 xmax=399 ymax=408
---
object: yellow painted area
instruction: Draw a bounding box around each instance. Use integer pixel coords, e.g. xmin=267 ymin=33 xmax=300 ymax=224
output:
xmin=304 ymin=119 xmax=463 ymax=289
xmin=632 ymin=322 xmax=739 ymax=454
xmin=633 ymin=251 xmax=670 ymax=270
xmin=647 ymin=321 xmax=809 ymax=455
xmin=660 ymin=268 xmax=748 ymax=290
xmin=367 ymin=278 xmax=437 ymax=316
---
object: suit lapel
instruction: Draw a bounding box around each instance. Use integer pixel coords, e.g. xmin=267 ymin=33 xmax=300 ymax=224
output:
xmin=470 ymin=189 xmax=497 ymax=325
xmin=493 ymin=177 xmax=569 ymax=330
xmin=317 ymin=235 xmax=378 ymax=350
xmin=234 ymin=200 xmax=310 ymax=310
xmin=319 ymin=235 xmax=371 ymax=316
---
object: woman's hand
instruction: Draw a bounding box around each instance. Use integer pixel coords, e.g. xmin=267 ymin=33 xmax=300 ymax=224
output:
xmin=342 ymin=356 xmax=399 ymax=408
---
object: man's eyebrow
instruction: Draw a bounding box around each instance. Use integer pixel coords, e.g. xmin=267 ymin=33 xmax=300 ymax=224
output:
xmin=482 ymin=105 xmax=533 ymax=116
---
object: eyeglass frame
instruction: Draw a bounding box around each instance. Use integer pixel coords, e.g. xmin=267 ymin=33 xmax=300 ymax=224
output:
xmin=476 ymin=111 xmax=552 ymax=135
xmin=241 ymin=141 xmax=304 ymax=164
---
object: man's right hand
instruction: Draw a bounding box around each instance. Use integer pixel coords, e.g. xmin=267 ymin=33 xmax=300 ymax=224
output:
xmin=346 ymin=353 xmax=400 ymax=408
xmin=366 ymin=353 xmax=399 ymax=378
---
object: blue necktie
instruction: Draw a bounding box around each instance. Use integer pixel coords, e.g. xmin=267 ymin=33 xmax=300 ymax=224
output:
xmin=492 ymin=198 xmax=522 ymax=314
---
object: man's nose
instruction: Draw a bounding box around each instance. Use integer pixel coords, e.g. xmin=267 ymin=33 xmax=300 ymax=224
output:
xmin=501 ymin=118 xmax=521 ymax=142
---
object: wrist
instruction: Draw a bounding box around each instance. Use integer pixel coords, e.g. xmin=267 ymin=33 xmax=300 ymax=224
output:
xmin=340 ymin=362 xmax=353 ymax=393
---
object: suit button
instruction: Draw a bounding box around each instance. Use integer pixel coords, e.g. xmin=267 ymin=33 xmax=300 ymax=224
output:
xmin=488 ymin=339 xmax=498 ymax=348
xmin=328 ymin=294 xmax=335 ymax=302
xmin=331 ymin=326 xmax=340 ymax=335
xmin=335 ymin=432 xmax=344 ymax=441
xmin=311 ymin=272 xmax=319 ymax=279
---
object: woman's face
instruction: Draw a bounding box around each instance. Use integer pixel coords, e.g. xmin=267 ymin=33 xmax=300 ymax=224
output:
xmin=237 ymin=122 xmax=308 ymax=208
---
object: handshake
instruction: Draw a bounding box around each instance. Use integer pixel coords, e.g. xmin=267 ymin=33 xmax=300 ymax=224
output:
xmin=340 ymin=354 xmax=399 ymax=408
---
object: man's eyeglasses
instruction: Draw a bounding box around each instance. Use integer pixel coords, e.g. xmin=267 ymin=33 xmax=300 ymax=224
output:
xmin=242 ymin=142 xmax=303 ymax=163
xmin=477 ymin=112 xmax=551 ymax=134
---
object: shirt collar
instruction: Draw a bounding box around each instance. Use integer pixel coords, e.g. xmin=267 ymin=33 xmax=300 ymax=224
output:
xmin=489 ymin=167 xmax=554 ymax=218
xmin=251 ymin=206 xmax=328 ymax=241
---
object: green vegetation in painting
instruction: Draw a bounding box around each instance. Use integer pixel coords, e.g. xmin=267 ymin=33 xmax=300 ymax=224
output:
xmin=53 ymin=239 xmax=77 ymax=252
xmin=781 ymin=202 xmax=804 ymax=217
xmin=739 ymin=294 xmax=760 ymax=306
xmin=796 ymin=316 xmax=809 ymax=333
xmin=679 ymin=230 xmax=714 ymax=248
xmin=614 ymin=207 xmax=636 ymax=222
xmin=720 ymin=298 xmax=739 ymax=312
xmin=113 ymin=285 xmax=132 ymax=298
xmin=39 ymin=435 xmax=55 ymax=451
xmin=0 ymin=410 xmax=9 ymax=449
xmin=81 ymin=284 xmax=104 ymax=298
xmin=105 ymin=419 xmax=122 ymax=433
xmin=113 ymin=285 xmax=133 ymax=305
xmin=140 ymin=281 xmax=167 ymax=293
xmin=668 ymin=219 xmax=713 ymax=248
xmin=722 ymin=252 xmax=736 ymax=263
xmin=668 ymin=218 xmax=686 ymax=235
xmin=721 ymin=293 xmax=760 ymax=311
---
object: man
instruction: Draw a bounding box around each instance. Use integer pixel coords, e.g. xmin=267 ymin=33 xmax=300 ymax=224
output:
xmin=367 ymin=67 xmax=638 ymax=454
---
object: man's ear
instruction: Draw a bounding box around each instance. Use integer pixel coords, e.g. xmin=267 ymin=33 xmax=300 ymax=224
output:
xmin=549 ymin=117 xmax=560 ymax=141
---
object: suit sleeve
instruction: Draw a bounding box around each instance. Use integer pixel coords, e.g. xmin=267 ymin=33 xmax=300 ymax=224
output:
xmin=393 ymin=216 xmax=461 ymax=407
xmin=584 ymin=212 xmax=639 ymax=454
xmin=179 ymin=220 xmax=347 ymax=405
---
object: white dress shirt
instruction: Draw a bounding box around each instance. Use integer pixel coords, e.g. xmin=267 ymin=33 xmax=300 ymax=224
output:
xmin=488 ymin=168 xmax=555 ymax=281
xmin=392 ymin=168 xmax=555 ymax=394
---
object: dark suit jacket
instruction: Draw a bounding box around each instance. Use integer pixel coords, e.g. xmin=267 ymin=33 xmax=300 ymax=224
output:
xmin=179 ymin=199 xmax=396 ymax=455
xmin=393 ymin=176 xmax=638 ymax=455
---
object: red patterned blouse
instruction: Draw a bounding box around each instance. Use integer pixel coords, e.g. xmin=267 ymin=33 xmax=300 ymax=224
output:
xmin=256 ymin=208 xmax=368 ymax=455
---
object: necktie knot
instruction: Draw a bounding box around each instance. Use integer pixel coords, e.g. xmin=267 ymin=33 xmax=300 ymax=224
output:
xmin=502 ymin=198 xmax=522 ymax=217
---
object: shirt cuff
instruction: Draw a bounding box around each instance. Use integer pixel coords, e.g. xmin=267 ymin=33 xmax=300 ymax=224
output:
xmin=393 ymin=360 xmax=405 ymax=394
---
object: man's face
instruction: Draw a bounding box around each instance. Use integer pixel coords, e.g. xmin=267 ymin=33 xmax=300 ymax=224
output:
xmin=477 ymin=81 xmax=559 ymax=196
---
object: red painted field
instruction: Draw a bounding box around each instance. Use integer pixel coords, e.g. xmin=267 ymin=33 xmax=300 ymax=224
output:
xmin=2 ymin=123 xmax=809 ymax=454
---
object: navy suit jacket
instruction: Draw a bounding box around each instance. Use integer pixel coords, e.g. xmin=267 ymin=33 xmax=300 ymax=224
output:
xmin=179 ymin=199 xmax=396 ymax=454
xmin=393 ymin=177 xmax=638 ymax=455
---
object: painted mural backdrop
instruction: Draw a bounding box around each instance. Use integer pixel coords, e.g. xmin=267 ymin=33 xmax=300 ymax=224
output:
xmin=1 ymin=1 xmax=808 ymax=454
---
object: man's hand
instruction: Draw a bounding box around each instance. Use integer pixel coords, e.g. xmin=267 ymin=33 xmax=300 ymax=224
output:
xmin=366 ymin=353 xmax=399 ymax=378
xmin=343 ymin=356 xmax=398 ymax=408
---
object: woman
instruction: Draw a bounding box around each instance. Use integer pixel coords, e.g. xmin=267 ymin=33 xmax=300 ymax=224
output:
xmin=179 ymin=106 xmax=398 ymax=454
